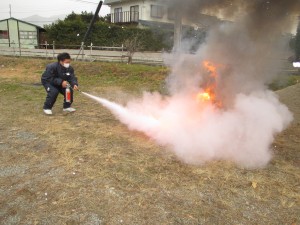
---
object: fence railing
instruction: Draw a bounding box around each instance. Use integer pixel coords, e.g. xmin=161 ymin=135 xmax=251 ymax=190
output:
xmin=110 ymin=11 xmax=139 ymax=23
xmin=0 ymin=41 xmax=164 ymax=65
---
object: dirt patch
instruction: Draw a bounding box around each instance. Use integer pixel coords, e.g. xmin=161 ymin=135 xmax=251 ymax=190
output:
xmin=0 ymin=56 xmax=299 ymax=224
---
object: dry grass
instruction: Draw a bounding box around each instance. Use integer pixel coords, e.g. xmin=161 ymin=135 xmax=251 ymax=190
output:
xmin=0 ymin=56 xmax=299 ymax=225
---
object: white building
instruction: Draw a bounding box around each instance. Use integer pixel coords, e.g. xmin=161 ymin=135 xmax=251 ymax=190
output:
xmin=104 ymin=0 xmax=224 ymax=50
xmin=0 ymin=17 xmax=46 ymax=49
xmin=104 ymin=0 xmax=177 ymax=27
xmin=104 ymin=0 xmax=223 ymax=30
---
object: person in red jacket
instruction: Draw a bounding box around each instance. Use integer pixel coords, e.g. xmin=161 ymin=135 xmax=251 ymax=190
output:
xmin=41 ymin=52 xmax=79 ymax=115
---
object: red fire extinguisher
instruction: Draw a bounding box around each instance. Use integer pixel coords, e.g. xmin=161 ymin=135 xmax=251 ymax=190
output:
xmin=65 ymin=83 xmax=71 ymax=103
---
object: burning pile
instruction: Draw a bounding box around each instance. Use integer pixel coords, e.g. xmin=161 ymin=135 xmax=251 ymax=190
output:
xmin=196 ymin=60 xmax=222 ymax=107
xmin=86 ymin=62 xmax=292 ymax=168
xmin=84 ymin=0 xmax=299 ymax=168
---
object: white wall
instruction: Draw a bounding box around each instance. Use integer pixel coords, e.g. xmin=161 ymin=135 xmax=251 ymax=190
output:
xmin=109 ymin=0 xmax=174 ymax=24
xmin=18 ymin=20 xmax=38 ymax=48
xmin=0 ymin=20 xmax=9 ymax=46
xmin=142 ymin=0 xmax=174 ymax=23
xmin=0 ymin=19 xmax=39 ymax=49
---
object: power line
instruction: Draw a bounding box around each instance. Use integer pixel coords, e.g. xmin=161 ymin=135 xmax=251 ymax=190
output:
xmin=66 ymin=0 xmax=98 ymax=5
xmin=0 ymin=10 xmax=68 ymax=14
xmin=0 ymin=0 xmax=100 ymax=13
xmin=0 ymin=1 xmax=108 ymax=19
xmin=0 ymin=6 xmax=101 ymax=14
xmin=25 ymin=20 xmax=57 ymax=22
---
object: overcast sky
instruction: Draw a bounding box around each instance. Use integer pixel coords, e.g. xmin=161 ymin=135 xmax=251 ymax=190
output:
xmin=0 ymin=0 xmax=110 ymax=20
xmin=0 ymin=0 xmax=298 ymax=34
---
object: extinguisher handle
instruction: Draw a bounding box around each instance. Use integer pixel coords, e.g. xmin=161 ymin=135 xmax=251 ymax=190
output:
xmin=69 ymin=85 xmax=82 ymax=93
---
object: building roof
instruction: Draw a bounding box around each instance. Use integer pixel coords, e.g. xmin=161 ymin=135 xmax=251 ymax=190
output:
xmin=104 ymin=0 xmax=166 ymax=4
xmin=104 ymin=0 xmax=133 ymax=5
xmin=0 ymin=17 xmax=46 ymax=31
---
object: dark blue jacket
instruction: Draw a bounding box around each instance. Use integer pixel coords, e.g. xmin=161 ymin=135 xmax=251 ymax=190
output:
xmin=41 ymin=62 xmax=78 ymax=88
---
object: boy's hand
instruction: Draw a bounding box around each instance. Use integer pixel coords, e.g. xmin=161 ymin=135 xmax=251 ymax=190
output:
xmin=73 ymin=85 xmax=79 ymax=90
xmin=62 ymin=81 xmax=68 ymax=88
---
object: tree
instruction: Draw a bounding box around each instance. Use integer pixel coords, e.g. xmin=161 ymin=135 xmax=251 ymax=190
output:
xmin=44 ymin=12 xmax=173 ymax=51
xmin=65 ymin=11 xmax=99 ymax=24
xmin=100 ymin=14 xmax=111 ymax=23
xmin=124 ymin=35 xmax=142 ymax=64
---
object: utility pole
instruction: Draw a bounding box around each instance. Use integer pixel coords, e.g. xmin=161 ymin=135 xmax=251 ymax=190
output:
xmin=9 ymin=4 xmax=12 ymax=17
xmin=76 ymin=0 xmax=103 ymax=60
xmin=173 ymin=9 xmax=182 ymax=52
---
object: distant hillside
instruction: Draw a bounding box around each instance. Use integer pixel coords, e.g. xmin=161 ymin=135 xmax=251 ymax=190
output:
xmin=22 ymin=14 xmax=66 ymax=27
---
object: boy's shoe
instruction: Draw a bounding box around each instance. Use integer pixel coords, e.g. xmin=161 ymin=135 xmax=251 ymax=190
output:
xmin=63 ymin=107 xmax=76 ymax=112
xmin=43 ymin=109 xmax=53 ymax=115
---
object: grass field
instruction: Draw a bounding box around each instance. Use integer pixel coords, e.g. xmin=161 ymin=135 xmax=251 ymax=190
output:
xmin=0 ymin=56 xmax=299 ymax=225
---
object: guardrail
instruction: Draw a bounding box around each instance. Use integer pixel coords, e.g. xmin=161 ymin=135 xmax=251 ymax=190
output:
xmin=0 ymin=41 xmax=164 ymax=65
xmin=110 ymin=11 xmax=139 ymax=24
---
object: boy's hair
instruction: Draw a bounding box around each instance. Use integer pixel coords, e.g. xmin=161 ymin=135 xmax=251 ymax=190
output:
xmin=57 ymin=52 xmax=71 ymax=62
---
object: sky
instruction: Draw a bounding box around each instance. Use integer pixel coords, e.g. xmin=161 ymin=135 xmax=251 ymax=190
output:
xmin=0 ymin=0 xmax=298 ymax=33
xmin=0 ymin=0 xmax=110 ymax=20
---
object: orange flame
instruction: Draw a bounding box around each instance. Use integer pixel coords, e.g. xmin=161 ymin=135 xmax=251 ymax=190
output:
xmin=196 ymin=60 xmax=220 ymax=106
xmin=203 ymin=61 xmax=218 ymax=78
xmin=196 ymin=92 xmax=211 ymax=102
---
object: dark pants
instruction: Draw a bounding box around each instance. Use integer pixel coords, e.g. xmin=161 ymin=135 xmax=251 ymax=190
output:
xmin=42 ymin=84 xmax=73 ymax=110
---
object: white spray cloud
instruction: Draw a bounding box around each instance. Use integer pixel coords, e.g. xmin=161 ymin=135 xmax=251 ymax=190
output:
xmin=83 ymin=87 xmax=292 ymax=168
xmin=82 ymin=0 xmax=297 ymax=168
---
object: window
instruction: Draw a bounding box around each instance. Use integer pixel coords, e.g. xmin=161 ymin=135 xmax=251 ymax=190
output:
xmin=168 ymin=7 xmax=175 ymax=20
xmin=0 ymin=30 xmax=9 ymax=39
xmin=151 ymin=5 xmax=163 ymax=18
xmin=130 ymin=5 xmax=139 ymax=22
xmin=19 ymin=31 xmax=37 ymax=39
xmin=114 ymin=7 xmax=123 ymax=23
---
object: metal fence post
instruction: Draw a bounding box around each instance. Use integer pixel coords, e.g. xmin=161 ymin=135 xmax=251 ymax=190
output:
xmin=45 ymin=41 xmax=48 ymax=59
xmin=52 ymin=41 xmax=55 ymax=59
xmin=90 ymin=42 xmax=93 ymax=56
xmin=12 ymin=41 xmax=16 ymax=57
xmin=18 ymin=42 xmax=21 ymax=57
xmin=81 ymin=42 xmax=84 ymax=61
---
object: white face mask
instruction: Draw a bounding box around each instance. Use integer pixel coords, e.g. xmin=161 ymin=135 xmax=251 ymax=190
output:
xmin=63 ymin=63 xmax=70 ymax=68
